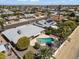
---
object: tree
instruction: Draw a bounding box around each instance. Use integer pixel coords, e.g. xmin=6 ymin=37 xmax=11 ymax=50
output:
xmin=45 ymin=29 xmax=52 ymax=35
xmin=57 ymin=5 xmax=61 ymax=15
xmin=75 ymin=16 xmax=79 ymax=22
xmin=46 ymin=6 xmax=51 ymax=18
xmin=58 ymin=20 xmax=77 ymax=41
xmin=58 ymin=26 xmax=71 ymax=39
xmin=74 ymin=7 xmax=77 ymax=11
xmin=0 ymin=17 xmax=5 ymax=30
xmin=45 ymin=27 xmax=58 ymax=35
xmin=37 ymin=47 xmax=56 ymax=59
xmin=64 ymin=20 xmax=77 ymax=31
xmin=69 ymin=12 xmax=75 ymax=17
xmin=24 ymin=51 xmax=34 ymax=59
xmin=47 ymin=11 xmax=51 ymax=18
xmin=16 ymin=36 xmax=30 ymax=51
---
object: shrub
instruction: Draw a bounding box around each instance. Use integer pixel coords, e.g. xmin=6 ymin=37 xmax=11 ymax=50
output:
xmin=0 ymin=52 xmax=5 ymax=59
xmin=33 ymin=42 xmax=40 ymax=49
xmin=23 ymin=51 xmax=34 ymax=59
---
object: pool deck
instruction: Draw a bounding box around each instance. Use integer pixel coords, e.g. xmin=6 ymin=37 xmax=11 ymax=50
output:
xmin=53 ymin=26 xmax=79 ymax=59
xmin=30 ymin=34 xmax=50 ymax=46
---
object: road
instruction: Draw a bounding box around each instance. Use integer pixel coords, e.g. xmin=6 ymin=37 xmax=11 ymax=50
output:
xmin=0 ymin=17 xmax=47 ymax=31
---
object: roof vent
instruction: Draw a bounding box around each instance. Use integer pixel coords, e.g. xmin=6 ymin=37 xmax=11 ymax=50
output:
xmin=17 ymin=30 xmax=21 ymax=35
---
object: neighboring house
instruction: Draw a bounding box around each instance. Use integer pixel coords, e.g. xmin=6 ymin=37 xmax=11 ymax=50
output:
xmin=0 ymin=45 xmax=6 ymax=59
xmin=75 ymin=12 xmax=79 ymax=16
xmin=35 ymin=12 xmax=46 ymax=17
xmin=24 ymin=14 xmax=36 ymax=19
xmin=0 ymin=44 xmax=12 ymax=59
xmin=0 ymin=45 xmax=6 ymax=52
xmin=5 ymin=16 xmax=18 ymax=21
xmin=50 ymin=11 xmax=58 ymax=15
xmin=68 ymin=9 xmax=75 ymax=12
xmin=51 ymin=15 xmax=64 ymax=22
xmin=33 ymin=19 xmax=58 ymax=29
xmin=2 ymin=9 xmax=14 ymax=14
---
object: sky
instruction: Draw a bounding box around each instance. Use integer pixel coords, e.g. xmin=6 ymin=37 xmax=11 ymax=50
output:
xmin=0 ymin=0 xmax=79 ymax=5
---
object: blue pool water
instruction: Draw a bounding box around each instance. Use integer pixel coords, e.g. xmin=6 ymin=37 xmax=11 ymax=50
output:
xmin=37 ymin=38 xmax=54 ymax=44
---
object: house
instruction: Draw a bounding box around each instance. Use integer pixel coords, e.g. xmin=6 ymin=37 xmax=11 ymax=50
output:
xmin=5 ymin=16 xmax=18 ymax=21
xmin=51 ymin=15 xmax=64 ymax=22
xmin=0 ymin=45 xmax=6 ymax=52
xmin=2 ymin=24 xmax=45 ymax=44
xmin=75 ymin=12 xmax=79 ymax=16
xmin=24 ymin=14 xmax=36 ymax=19
xmin=2 ymin=9 xmax=14 ymax=15
xmin=33 ymin=19 xmax=58 ymax=29
xmin=68 ymin=9 xmax=75 ymax=12
xmin=50 ymin=11 xmax=58 ymax=15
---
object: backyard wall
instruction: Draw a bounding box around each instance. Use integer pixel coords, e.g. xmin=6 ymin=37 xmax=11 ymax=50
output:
xmin=53 ymin=26 xmax=79 ymax=59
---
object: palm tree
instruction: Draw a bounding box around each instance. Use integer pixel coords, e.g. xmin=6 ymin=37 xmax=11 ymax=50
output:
xmin=57 ymin=5 xmax=61 ymax=20
xmin=45 ymin=6 xmax=51 ymax=19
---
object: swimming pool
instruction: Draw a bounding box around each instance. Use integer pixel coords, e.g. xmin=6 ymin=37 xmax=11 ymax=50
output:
xmin=37 ymin=38 xmax=54 ymax=44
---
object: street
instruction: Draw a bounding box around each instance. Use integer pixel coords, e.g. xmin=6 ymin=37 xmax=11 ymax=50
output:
xmin=0 ymin=17 xmax=47 ymax=31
